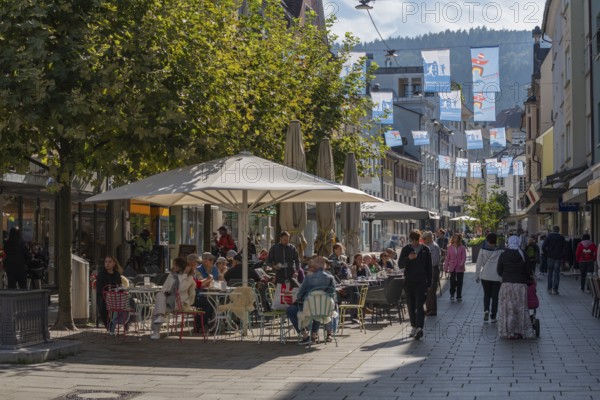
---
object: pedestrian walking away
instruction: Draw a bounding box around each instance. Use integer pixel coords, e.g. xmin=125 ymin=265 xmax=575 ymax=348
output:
xmin=475 ymin=233 xmax=503 ymax=323
xmin=575 ymin=234 xmax=596 ymax=292
xmin=542 ymin=226 xmax=566 ymax=295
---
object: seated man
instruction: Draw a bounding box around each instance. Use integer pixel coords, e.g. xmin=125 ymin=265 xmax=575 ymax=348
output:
xmin=286 ymin=256 xmax=336 ymax=344
xmin=224 ymin=253 xmax=261 ymax=286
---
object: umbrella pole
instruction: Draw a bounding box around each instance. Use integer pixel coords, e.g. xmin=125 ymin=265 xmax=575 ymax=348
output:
xmin=368 ymin=219 xmax=373 ymax=252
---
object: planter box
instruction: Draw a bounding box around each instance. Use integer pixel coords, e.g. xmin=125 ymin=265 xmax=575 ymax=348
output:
xmin=0 ymin=290 xmax=50 ymax=349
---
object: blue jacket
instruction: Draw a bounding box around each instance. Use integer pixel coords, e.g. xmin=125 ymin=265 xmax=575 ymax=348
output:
xmin=296 ymin=269 xmax=336 ymax=303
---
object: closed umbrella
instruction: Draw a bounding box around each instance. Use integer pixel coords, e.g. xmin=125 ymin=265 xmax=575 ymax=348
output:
xmin=341 ymin=153 xmax=360 ymax=258
xmin=314 ymin=139 xmax=336 ymax=256
xmin=280 ymin=121 xmax=308 ymax=257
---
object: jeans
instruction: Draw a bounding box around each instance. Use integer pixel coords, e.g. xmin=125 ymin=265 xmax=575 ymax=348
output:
xmin=481 ymin=280 xmax=501 ymax=319
xmin=547 ymin=257 xmax=562 ymax=291
xmin=449 ymin=272 xmax=464 ymax=298
xmin=579 ymin=261 xmax=594 ymax=290
xmin=286 ymin=304 xmax=320 ymax=334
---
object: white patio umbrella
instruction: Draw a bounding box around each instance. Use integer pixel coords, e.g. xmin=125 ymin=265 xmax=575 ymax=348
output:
xmin=450 ymin=215 xmax=479 ymax=221
xmin=361 ymin=200 xmax=438 ymax=251
xmin=86 ymin=152 xmax=381 ymax=286
xmin=341 ymin=153 xmax=360 ymax=258
xmin=280 ymin=121 xmax=307 ymax=257
xmin=314 ymin=139 xmax=336 ymax=257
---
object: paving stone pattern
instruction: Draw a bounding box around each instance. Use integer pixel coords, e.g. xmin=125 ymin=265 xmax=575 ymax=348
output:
xmin=1 ymin=262 xmax=599 ymax=400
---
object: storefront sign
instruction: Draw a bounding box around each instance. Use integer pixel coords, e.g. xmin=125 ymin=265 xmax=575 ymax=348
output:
xmin=558 ymin=197 xmax=579 ymax=212
xmin=539 ymin=203 xmax=559 ymax=213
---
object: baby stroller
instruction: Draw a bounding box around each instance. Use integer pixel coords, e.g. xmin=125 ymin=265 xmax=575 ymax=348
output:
xmin=527 ymin=280 xmax=540 ymax=337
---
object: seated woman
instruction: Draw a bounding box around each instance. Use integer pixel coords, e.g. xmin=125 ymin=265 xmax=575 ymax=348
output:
xmin=351 ymin=254 xmax=372 ymax=279
xmin=363 ymin=254 xmax=380 ymax=275
xmin=378 ymin=252 xmax=394 ymax=271
xmin=96 ymin=256 xmax=123 ymax=331
xmin=497 ymin=236 xmax=535 ymax=340
xmin=150 ymin=257 xmax=196 ymax=340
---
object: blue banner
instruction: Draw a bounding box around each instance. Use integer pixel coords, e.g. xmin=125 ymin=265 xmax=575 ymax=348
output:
xmin=439 ymin=155 xmax=451 ymax=169
xmin=473 ymin=92 xmax=496 ymax=122
xmin=340 ymin=52 xmax=367 ymax=95
xmin=466 ymin=129 xmax=483 ymax=150
xmin=422 ymin=49 xmax=451 ymax=92
xmin=489 ymin=127 xmax=506 ymax=147
xmin=471 ymin=47 xmax=500 ymax=93
xmin=485 ymin=158 xmax=498 ymax=175
xmin=412 ymin=130 xmax=430 ymax=146
xmin=439 ymin=90 xmax=462 ymax=122
xmin=384 ymin=130 xmax=404 ymax=147
xmin=455 ymin=158 xmax=468 ymax=178
xmin=513 ymin=160 xmax=525 ymax=176
xmin=498 ymin=157 xmax=512 ymax=178
xmin=372 ymin=91 xmax=394 ymax=124
xmin=470 ymin=162 xmax=482 ymax=178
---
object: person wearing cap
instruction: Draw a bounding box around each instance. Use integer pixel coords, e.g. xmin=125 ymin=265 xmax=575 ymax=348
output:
xmin=225 ymin=249 xmax=237 ymax=268
xmin=195 ymin=252 xmax=219 ymax=281
xmin=224 ymin=253 xmax=261 ymax=286
xmin=267 ymin=231 xmax=299 ymax=284
xmin=215 ymin=257 xmax=228 ymax=282
xmin=215 ymin=226 xmax=236 ymax=257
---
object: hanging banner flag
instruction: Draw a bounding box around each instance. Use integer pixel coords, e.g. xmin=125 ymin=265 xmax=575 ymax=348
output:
xmin=412 ymin=130 xmax=430 ymax=145
xmin=439 ymin=90 xmax=462 ymax=122
xmin=465 ymin=129 xmax=483 ymax=150
xmin=473 ymin=92 xmax=496 ymax=122
xmin=485 ymin=158 xmax=499 ymax=175
xmin=471 ymin=46 xmax=500 ymax=93
xmin=455 ymin=158 xmax=468 ymax=178
xmin=384 ymin=130 xmax=404 ymax=147
xmin=439 ymin=155 xmax=451 ymax=169
xmin=340 ymin=52 xmax=367 ymax=94
xmin=470 ymin=162 xmax=482 ymax=178
xmin=513 ymin=160 xmax=525 ymax=176
xmin=498 ymin=156 xmax=513 ymax=178
xmin=422 ymin=49 xmax=451 ymax=92
xmin=489 ymin=127 xmax=507 ymax=147
xmin=372 ymin=91 xmax=394 ymax=124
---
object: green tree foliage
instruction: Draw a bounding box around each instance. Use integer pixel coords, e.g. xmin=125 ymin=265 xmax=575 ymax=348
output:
xmin=463 ymin=183 xmax=510 ymax=233
xmin=0 ymin=0 xmax=384 ymax=328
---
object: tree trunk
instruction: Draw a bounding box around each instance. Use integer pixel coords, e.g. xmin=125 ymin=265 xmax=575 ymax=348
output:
xmin=53 ymin=182 xmax=77 ymax=330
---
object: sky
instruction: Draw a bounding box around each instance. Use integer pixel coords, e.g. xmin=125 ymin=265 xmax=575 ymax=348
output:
xmin=327 ymin=0 xmax=547 ymax=43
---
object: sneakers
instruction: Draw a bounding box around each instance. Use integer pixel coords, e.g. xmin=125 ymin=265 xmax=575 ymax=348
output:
xmin=325 ymin=333 xmax=334 ymax=343
xmin=484 ymin=311 xmax=489 ymax=322
xmin=552 ymin=289 xmax=559 ymax=295
xmin=150 ymin=332 xmax=160 ymax=340
xmin=450 ymin=296 xmax=455 ymax=302
xmin=457 ymin=297 xmax=462 ymax=302
xmin=408 ymin=327 xmax=417 ymax=337
xmin=414 ymin=328 xmax=424 ymax=340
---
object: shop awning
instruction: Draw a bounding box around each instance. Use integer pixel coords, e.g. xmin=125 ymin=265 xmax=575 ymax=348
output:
xmin=542 ymin=166 xmax=587 ymax=186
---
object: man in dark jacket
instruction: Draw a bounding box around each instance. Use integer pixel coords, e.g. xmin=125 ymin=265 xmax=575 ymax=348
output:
xmin=398 ymin=230 xmax=432 ymax=340
xmin=542 ymin=226 xmax=566 ymax=295
xmin=267 ymin=231 xmax=300 ymax=284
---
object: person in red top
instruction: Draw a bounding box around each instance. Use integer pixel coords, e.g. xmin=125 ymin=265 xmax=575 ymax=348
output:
xmin=215 ymin=226 xmax=236 ymax=257
xmin=575 ymin=234 xmax=597 ymax=292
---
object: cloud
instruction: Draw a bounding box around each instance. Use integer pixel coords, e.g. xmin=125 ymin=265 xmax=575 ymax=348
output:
xmin=328 ymin=0 xmax=546 ymax=42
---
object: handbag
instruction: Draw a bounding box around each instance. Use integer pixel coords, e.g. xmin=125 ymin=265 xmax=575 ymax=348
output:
xmin=527 ymin=281 xmax=539 ymax=310
xmin=272 ymin=281 xmax=299 ymax=310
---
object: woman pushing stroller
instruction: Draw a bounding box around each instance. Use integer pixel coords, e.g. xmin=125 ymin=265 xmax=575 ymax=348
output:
xmin=496 ymin=235 xmax=536 ymax=339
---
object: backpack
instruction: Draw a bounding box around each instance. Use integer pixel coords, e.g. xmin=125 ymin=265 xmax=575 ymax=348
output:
xmin=525 ymin=245 xmax=536 ymax=261
xmin=580 ymin=246 xmax=594 ymax=262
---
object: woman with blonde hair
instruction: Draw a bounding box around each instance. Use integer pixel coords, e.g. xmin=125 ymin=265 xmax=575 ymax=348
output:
xmin=96 ymin=256 xmax=123 ymax=330
xmin=444 ymin=234 xmax=467 ymax=302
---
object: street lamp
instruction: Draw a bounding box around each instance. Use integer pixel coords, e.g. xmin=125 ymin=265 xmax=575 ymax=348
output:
xmin=355 ymin=0 xmax=373 ymax=10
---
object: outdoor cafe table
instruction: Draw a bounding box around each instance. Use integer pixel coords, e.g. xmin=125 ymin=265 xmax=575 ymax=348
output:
xmin=128 ymin=286 xmax=162 ymax=330
xmin=199 ymin=288 xmax=240 ymax=337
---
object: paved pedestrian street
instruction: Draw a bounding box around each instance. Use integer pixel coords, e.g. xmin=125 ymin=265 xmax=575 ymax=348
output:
xmin=2 ymin=262 xmax=600 ymax=400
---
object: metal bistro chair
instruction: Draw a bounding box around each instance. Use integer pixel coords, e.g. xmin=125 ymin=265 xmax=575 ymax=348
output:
xmin=300 ymin=289 xmax=338 ymax=348
xmin=255 ymin=287 xmax=290 ymax=343
xmin=339 ymin=285 xmax=369 ymax=334
xmin=170 ymin=290 xmax=206 ymax=342
xmin=103 ymin=289 xmax=139 ymax=339
xmin=367 ymin=277 xmax=405 ymax=325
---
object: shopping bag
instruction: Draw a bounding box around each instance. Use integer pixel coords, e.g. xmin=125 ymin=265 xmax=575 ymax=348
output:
xmin=527 ymin=281 xmax=539 ymax=310
xmin=272 ymin=282 xmax=299 ymax=310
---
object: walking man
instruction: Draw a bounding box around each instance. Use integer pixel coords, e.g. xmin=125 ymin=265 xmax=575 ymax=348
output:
xmin=542 ymin=226 xmax=566 ymax=295
xmin=422 ymin=231 xmax=440 ymax=316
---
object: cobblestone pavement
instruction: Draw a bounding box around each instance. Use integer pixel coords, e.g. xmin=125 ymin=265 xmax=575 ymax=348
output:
xmin=1 ymin=262 xmax=599 ymax=400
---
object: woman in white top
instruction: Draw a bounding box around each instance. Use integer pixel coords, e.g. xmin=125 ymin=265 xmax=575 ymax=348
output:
xmin=475 ymin=233 xmax=503 ymax=323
